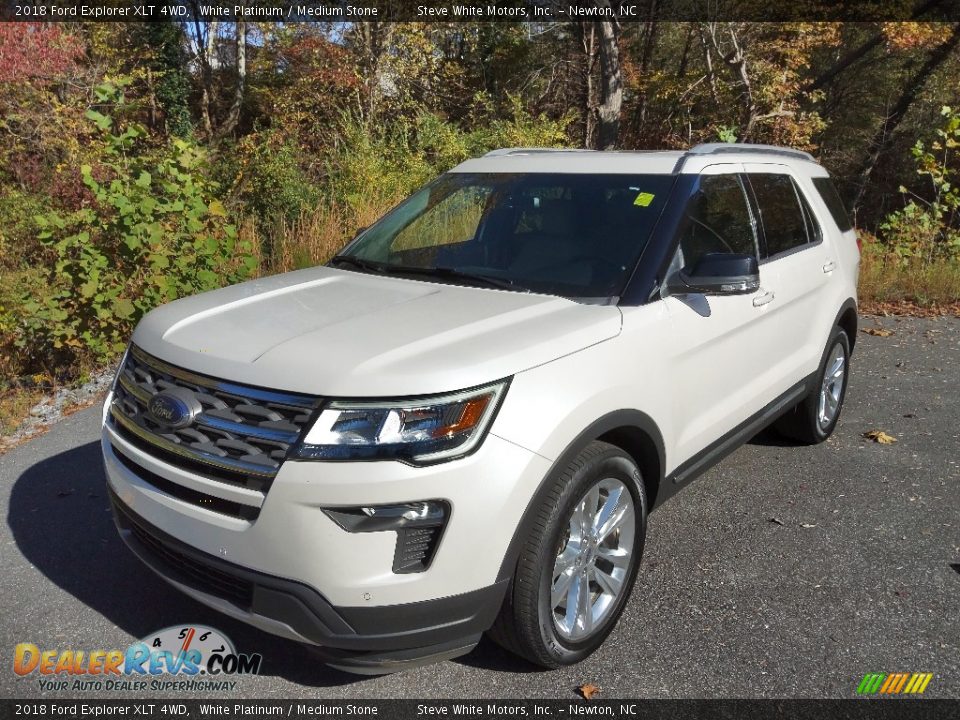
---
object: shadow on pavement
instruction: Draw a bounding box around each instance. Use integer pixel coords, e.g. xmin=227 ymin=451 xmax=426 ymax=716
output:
xmin=7 ymin=441 xmax=536 ymax=685
xmin=7 ymin=441 xmax=359 ymax=688
xmin=746 ymin=426 xmax=796 ymax=447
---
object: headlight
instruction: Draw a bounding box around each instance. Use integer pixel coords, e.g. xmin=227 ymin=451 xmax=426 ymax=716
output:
xmin=294 ymin=380 xmax=508 ymax=464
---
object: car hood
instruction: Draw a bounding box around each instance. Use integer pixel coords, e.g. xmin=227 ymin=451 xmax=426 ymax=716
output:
xmin=132 ymin=266 xmax=622 ymax=396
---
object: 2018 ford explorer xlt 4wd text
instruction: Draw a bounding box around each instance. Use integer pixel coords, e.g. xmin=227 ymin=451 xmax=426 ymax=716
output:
xmin=102 ymin=143 xmax=859 ymax=673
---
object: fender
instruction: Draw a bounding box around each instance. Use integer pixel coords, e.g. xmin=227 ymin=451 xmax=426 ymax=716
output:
xmin=495 ymin=409 xmax=665 ymax=584
xmin=831 ymin=297 xmax=859 ymax=353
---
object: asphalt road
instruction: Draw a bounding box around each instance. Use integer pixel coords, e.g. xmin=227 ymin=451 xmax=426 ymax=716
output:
xmin=2 ymin=316 xmax=958 ymax=700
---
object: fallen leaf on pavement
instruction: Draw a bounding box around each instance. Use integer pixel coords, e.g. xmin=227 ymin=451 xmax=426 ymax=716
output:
xmin=863 ymin=430 xmax=897 ymax=444
xmin=800 ymin=523 xmax=817 ymax=529
xmin=768 ymin=517 xmax=784 ymax=526
xmin=861 ymin=327 xmax=893 ymax=337
xmin=578 ymin=684 xmax=601 ymax=700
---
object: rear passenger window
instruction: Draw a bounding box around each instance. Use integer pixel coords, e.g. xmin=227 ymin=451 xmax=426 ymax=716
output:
xmin=812 ymin=177 xmax=853 ymax=232
xmin=749 ymin=174 xmax=816 ymax=258
xmin=678 ymin=174 xmax=758 ymax=270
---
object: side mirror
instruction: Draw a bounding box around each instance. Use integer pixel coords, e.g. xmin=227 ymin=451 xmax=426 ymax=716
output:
xmin=671 ymin=252 xmax=760 ymax=295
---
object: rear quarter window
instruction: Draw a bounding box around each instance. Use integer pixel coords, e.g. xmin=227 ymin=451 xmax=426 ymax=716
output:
xmin=812 ymin=176 xmax=853 ymax=232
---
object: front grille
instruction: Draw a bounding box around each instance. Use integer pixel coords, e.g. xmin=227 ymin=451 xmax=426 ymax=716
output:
xmin=120 ymin=503 xmax=255 ymax=608
xmin=111 ymin=443 xmax=260 ymax=521
xmin=109 ymin=345 xmax=319 ymax=512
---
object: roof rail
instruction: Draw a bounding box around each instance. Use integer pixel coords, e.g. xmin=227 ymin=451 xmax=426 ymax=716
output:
xmin=686 ymin=143 xmax=815 ymax=162
xmin=482 ymin=147 xmax=595 ymax=157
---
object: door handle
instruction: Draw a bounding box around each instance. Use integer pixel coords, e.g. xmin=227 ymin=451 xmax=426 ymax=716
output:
xmin=752 ymin=289 xmax=775 ymax=307
xmin=822 ymin=260 xmax=836 ymax=273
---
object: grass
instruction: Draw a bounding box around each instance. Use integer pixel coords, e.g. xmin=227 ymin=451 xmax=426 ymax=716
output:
xmin=0 ymin=385 xmax=46 ymax=437
xmin=252 ymin=198 xmax=404 ymax=276
xmin=858 ymin=250 xmax=960 ymax=314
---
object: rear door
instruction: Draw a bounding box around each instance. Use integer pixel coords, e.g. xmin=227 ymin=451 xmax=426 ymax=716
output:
xmin=744 ymin=164 xmax=834 ymax=390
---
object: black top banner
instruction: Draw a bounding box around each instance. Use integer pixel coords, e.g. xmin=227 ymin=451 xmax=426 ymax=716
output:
xmin=3 ymin=0 xmax=960 ymax=22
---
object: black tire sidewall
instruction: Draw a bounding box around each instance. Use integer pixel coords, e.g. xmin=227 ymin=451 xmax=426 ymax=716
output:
xmin=533 ymin=449 xmax=647 ymax=665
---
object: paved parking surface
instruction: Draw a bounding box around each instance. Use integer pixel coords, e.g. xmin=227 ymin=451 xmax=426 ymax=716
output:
xmin=2 ymin=316 xmax=958 ymax=699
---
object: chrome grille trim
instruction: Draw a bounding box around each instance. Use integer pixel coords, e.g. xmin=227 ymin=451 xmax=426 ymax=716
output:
xmin=193 ymin=413 xmax=300 ymax=444
xmin=109 ymin=345 xmax=320 ymax=486
xmin=128 ymin=345 xmax=316 ymax=409
xmin=109 ymin=406 xmax=281 ymax=480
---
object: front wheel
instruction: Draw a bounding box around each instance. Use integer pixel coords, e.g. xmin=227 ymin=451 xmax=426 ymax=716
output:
xmin=775 ymin=327 xmax=851 ymax=444
xmin=488 ymin=441 xmax=647 ymax=668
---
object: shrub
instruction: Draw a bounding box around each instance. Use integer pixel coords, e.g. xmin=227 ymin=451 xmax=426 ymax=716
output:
xmin=0 ymin=190 xmax=51 ymax=270
xmin=19 ymin=83 xmax=255 ymax=368
xmin=323 ymin=97 xmax=573 ymax=219
xmin=879 ymin=106 xmax=960 ymax=264
xmin=221 ymin=130 xmax=321 ymax=226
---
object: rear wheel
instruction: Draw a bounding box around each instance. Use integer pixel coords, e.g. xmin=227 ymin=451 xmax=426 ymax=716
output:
xmin=775 ymin=327 xmax=850 ymax=444
xmin=489 ymin=441 xmax=647 ymax=668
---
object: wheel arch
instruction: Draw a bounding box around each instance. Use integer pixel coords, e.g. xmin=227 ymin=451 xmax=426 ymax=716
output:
xmin=495 ymin=409 xmax=665 ymax=584
xmin=834 ymin=298 xmax=858 ymax=353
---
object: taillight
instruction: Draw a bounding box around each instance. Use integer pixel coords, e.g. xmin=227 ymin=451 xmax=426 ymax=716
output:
xmin=855 ymin=235 xmax=862 ymax=254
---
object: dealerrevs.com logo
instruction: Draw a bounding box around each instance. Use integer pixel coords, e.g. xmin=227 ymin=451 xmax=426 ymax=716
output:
xmin=13 ymin=625 xmax=262 ymax=693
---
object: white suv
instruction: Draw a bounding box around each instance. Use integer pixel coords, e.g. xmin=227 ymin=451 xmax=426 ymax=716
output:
xmin=102 ymin=143 xmax=859 ymax=673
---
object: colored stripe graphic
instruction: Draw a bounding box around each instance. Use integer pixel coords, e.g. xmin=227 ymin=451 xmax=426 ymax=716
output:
xmin=857 ymin=674 xmax=885 ymax=694
xmin=857 ymin=673 xmax=932 ymax=695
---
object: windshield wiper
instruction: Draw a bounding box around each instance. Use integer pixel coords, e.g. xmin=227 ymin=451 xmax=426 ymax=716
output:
xmin=328 ymin=255 xmax=388 ymax=274
xmin=330 ymin=256 xmax=527 ymax=292
xmin=388 ymin=266 xmax=528 ymax=292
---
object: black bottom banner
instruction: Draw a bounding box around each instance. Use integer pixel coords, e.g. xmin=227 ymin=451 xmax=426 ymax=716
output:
xmin=1 ymin=699 xmax=958 ymax=720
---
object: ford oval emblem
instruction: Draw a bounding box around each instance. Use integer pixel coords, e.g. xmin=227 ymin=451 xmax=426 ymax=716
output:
xmin=147 ymin=389 xmax=198 ymax=429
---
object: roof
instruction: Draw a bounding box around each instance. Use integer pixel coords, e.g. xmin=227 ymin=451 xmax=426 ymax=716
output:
xmin=449 ymin=144 xmax=825 ymax=176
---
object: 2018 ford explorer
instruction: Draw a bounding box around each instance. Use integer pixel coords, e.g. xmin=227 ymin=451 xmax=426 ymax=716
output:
xmin=102 ymin=143 xmax=859 ymax=673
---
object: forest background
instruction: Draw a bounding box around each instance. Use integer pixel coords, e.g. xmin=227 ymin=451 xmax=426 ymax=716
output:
xmin=2 ymin=16 xmax=959 ymax=430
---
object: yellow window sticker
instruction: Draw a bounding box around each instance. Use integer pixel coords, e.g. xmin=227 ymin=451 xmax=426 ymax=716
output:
xmin=633 ymin=192 xmax=655 ymax=207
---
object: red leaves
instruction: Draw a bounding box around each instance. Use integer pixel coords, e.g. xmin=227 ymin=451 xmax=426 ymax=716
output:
xmin=0 ymin=23 xmax=84 ymax=84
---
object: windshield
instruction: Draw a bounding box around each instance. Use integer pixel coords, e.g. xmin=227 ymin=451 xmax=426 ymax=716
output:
xmin=333 ymin=172 xmax=676 ymax=298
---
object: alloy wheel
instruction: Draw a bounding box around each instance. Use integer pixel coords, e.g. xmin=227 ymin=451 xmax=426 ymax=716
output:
xmin=818 ymin=342 xmax=846 ymax=430
xmin=551 ymin=477 xmax=635 ymax=641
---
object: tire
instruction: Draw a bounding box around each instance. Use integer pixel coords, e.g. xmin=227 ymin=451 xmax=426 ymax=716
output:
xmin=775 ymin=327 xmax=851 ymax=444
xmin=488 ymin=441 xmax=647 ymax=668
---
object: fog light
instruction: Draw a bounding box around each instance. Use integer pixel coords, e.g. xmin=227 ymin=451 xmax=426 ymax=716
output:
xmin=323 ymin=501 xmax=449 ymax=573
xmin=325 ymin=501 xmax=446 ymax=533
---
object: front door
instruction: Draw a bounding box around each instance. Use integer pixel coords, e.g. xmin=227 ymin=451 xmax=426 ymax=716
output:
xmin=663 ymin=165 xmax=782 ymax=465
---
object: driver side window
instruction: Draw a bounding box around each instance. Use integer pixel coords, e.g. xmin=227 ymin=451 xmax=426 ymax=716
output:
xmin=679 ymin=174 xmax=758 ymax=270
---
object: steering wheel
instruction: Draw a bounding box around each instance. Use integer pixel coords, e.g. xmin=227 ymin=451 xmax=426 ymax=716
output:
xmin=687 ymin=216 xmax=737 ymax=254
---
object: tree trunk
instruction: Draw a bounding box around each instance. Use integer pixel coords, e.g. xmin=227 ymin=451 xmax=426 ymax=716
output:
xmin=594 ymin=3 xmax=622 ymax=149
xmin=698 ymin=24 xmax=720 ymax=109
xmin=187 ymin=7 xmax=216 ymax=138
xmin=219 ymin=19 xmax=246 ymax=138
xmin=581 ymin=22 xmax=599 ymax=148
xmin=677 ymin=23 xmax=694 ymax=78
xmin=355 ymin=22 xmax=392 ymax=123
xmin=725 ymin=27 xmax=756 ymax=141
xmin=852 ymin=23 xmax=960 ymax=211
xmin=633 ymin=8 xmax=659 ymax=128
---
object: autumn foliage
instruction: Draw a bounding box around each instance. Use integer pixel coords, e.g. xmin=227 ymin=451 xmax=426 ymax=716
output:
xmin=0 ymin=19 xmax=959 ymax=389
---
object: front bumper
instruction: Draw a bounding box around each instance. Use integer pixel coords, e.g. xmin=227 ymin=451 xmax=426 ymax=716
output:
xmin=109 ymin=489 xmax=505 ymax=668
xmin=101 ymin=402 xmax=551 ymax=656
